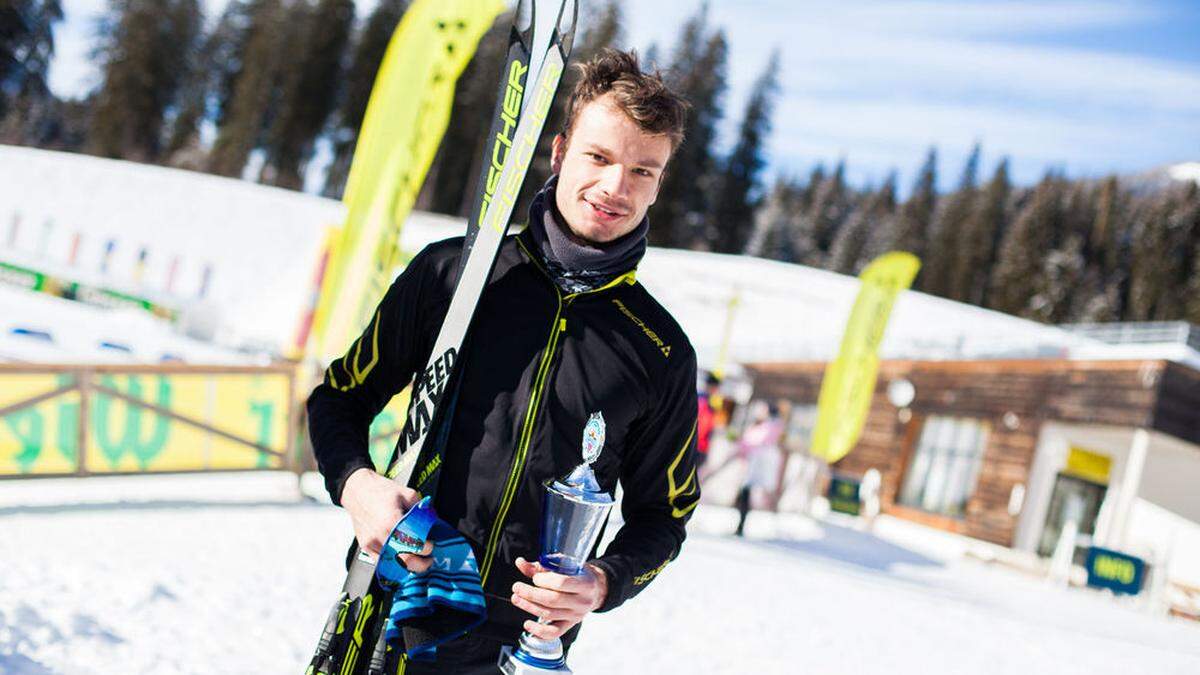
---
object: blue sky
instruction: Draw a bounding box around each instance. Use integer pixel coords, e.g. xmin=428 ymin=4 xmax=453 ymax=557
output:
xmin=49 ymin=0 xmax=1200 ymax=193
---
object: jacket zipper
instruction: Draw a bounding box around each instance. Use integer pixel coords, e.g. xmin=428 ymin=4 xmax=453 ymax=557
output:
xmin=479 ymin=293 xmax=564 ymax=584
xmin=478 ymin=239 xmax=636 ymax=585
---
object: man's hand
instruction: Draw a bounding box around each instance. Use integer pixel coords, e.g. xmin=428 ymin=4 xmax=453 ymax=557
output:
xmin=341 ymin=467 xmax=433 ymax=573
xmin=511 ymin=557 xmax=608 ymax=640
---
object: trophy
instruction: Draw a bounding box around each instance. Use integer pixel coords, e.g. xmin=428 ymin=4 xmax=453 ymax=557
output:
xmin=499 ymin=413 xmax=614 ymax=674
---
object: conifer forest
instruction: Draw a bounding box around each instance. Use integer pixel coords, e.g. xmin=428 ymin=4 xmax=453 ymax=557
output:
xmin=3 ymin=0 xmax=1198 ymax=325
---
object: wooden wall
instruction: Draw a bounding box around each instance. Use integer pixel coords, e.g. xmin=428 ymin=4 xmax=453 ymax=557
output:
xmin=1155 ymin=362 xmax=1200 ymax=446
xmin=745 ymin=359 xmax=1191 ymax=547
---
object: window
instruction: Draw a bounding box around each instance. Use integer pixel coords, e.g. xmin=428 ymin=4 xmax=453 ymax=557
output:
xmin=783 ymin=404 xmax=817 ymax=454
xmin=898 ymin=415 xmax=990 ymax=517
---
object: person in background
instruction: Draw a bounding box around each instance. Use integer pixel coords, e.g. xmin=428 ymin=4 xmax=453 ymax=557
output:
xmin=696 ymin=372 xmax=722 ymax=469
xmin=733 ymin=400 xmax=783 ymax=537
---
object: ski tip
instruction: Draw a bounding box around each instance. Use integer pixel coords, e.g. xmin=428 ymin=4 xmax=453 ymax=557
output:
xmin=556 ymin=0 xmax=580 ymax=53
xmin=515 ymin=0 xmax=535 ymax=34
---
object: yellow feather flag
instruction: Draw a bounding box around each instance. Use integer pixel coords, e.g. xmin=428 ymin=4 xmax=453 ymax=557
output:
xmin=309 ymin=0 xmax=505 ymax=362
xmin=809 ymin=252 xmax=921 ymax=463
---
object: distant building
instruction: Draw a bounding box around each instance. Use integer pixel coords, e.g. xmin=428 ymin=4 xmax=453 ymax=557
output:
xmin=745 ymin=323 xmax=1200 ymax=606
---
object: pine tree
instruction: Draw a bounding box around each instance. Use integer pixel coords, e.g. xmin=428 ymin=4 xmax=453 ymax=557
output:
xmin=829 ymin=173 xmax=897 ymax=275
xmin=1063 ymin=175 xmax=1125 ymax=321
xmin=2 ymin=93 xmax=89 ymax=149
xmin=0 ymin=0 xmax=63 ymax=122
xmin=950 ymin=158 xmax=1009 ymax=305
xmin=162 ymin=57 xmax=208 ymax=165
xmin=1090 ymin=176 xmax=1125 ymax=276
xmin=1034 ymin=180 xmax=1092 ymax=324
xmin=1127 ymin=193 xmax=1174 ymax=321
xmin=710 ymin=50 xmax=779 ymax=254
xmin=879 ymin=148 xmax=937 ymax=261
xmin=89 ymin=0 xmax=202 ymax=162
xmin=744 ymin=176 xmax=796 ymax=261
xmin=206 ymin=2 xmax=255 ymax=129
xmin=783 ymin=163 xmax=826 ymax=264
xmin=1187 ymin=216 xmax=1200 ymax=326
xmin=1034 ymin=232 xmax=1085 ymax=323
xmin=1061 ymin=180 xmax=1095 ymax=246
xmin=260 ymin=0 xmax=355 ymax=189
xmin=794 ymin=160 xmax=850 ymax=266
xmin=165 ymin=0 xmax=238 ymax=165
xmin=922 ymin=143 xmax=979 ymax=298
xmin=1128 ymin=184 xmax=1199 ymax=321
xmin=1053 ymin=181 xmax=1099 ymax=321
xmin=208 ymin=0 xmax=287 ymax=177
xmin=322 ymin=0 xmax=408 ymax=198
xmin=1162 ymin=183 xmax=1198 ymax=320
xmin=650 ymin=4 xmax=726 ymax=248
xmin=1180 ymin=184 xmax=1200 ymax=323
xmin=988 ymin=173 xmax=1063 ymax=318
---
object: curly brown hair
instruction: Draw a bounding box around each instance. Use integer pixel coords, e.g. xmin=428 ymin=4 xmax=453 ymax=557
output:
xmin=561 ymin=48 xmax=690 ymax=156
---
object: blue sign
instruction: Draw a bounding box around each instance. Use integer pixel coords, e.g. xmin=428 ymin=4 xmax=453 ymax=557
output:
xmin=827 ymin=475 xmax=862 ymax=516
xmin=1085 ymin=547 xmax=1146 ymax=595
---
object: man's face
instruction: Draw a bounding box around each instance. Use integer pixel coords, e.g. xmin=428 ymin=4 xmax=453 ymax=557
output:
xmin=551 ymin=93 xmax=673 ymax=244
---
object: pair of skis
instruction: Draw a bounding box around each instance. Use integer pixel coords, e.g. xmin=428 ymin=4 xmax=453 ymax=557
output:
xmin=307 ymin=1 xmax=579 ymax=673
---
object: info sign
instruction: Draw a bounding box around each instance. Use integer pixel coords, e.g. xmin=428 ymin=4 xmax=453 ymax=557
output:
xmin=1085 ymin=547 xmax=1146 ymax=595
xmin=827 ymin=475 xmax=862 ymax=516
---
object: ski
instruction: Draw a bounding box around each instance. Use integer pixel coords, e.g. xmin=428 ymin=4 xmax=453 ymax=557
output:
xmin=307 ymin=1 xmax=578 ymax=673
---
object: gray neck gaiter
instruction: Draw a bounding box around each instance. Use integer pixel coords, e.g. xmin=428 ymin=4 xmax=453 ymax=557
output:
xmin=526 ymin=176 xmax=648 ymax=293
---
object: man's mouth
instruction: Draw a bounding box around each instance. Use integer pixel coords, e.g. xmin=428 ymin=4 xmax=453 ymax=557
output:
xmin=585 ymin=199 xmax=626 ymax=219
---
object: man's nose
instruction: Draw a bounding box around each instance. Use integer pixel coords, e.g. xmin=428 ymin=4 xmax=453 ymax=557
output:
xmin=597 ymin=163 xmax=628 ymax=196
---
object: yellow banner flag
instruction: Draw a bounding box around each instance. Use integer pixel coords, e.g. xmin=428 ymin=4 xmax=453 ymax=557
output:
xmin=309 ymin=0 xmax=505 ymax=362
xmin=810 ymin=252 xmax=921 ymax=463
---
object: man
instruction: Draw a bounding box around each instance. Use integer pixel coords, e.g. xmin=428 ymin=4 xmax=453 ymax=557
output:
xmin=308 ymin=49 xmax=699 ymax=673
xmin=696 ymin=372 xmax=721 ymax=467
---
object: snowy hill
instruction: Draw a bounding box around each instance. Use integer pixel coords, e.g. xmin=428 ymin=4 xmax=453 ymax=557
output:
xmin=1121 ymin=161 xmax=1200 ymax=194
xmin=1168 ymin=162 xmax=1200 ymax=185
xmin=0 ymin=145 xmax=462 ymax=362
xmin=0 ymin=145 xmax=1154 ymax=370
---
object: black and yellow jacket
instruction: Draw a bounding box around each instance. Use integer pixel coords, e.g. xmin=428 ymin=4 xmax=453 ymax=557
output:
xmin=307 ymin=227 xmax=701 ymax=645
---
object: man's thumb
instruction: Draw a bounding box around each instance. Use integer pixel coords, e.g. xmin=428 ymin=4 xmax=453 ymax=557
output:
xmin=515 ymin=556 xmax=538 ymax=577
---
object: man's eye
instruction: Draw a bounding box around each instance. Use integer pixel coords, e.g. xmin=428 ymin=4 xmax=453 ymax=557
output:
xmin=588 ymin=153 xmax=606 ymax=163
xmin=634 ymin=168 xmax=652 ymax=177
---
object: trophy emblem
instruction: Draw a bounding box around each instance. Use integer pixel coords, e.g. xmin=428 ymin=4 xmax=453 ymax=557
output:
xmin=581 ymin=412 xmax=604 ymax=465
xmin=498 ymin=414 xmax=616 ymax=674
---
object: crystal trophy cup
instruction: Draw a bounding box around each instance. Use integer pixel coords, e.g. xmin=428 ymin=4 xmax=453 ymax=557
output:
xmin=499 ymin=413 xmax=614 ymax=675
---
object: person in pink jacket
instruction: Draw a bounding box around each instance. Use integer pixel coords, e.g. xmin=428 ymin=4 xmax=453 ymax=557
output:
xmin=734 ymin=401 xmax=784 ymax=536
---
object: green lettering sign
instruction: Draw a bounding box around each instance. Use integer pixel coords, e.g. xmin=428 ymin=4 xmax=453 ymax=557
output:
xmin=248 ymin=400 xmax=275 ymax=468
xmin=4 ymin=408 xmax=44 ymax=473
xmin=94 ymin=375 xmax=172 ymax=469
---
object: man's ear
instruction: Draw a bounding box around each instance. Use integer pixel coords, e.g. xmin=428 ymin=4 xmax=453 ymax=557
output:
xmin=550 ymin=134 xmax=567 ymax=174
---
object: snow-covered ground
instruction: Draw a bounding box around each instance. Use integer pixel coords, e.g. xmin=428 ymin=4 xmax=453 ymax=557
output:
xmin=1 ymin=472 xmax=1197 ymax=674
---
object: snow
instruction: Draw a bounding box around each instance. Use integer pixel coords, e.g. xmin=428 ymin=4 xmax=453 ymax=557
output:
xmin=634 ymin=248 xmax=1100 ymax=368
xmin=0 ymin=286 xmax=261 ymax=364
xmin=0 ymin=145 xmax=463 ymax=362
xmin=0 ymin=146 xmax=336 ymax=354
xmin=1 ymin=472 xmax=1197 ymax=674
xmin=1168 ymin=162 xmax=1200 ymax=186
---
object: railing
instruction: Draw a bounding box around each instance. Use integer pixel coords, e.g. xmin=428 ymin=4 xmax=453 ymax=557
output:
xmin=1061 ymin=322 xmax=1200 ymax=351
xmin=0 ymin=363 xmax=304 ymax=479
